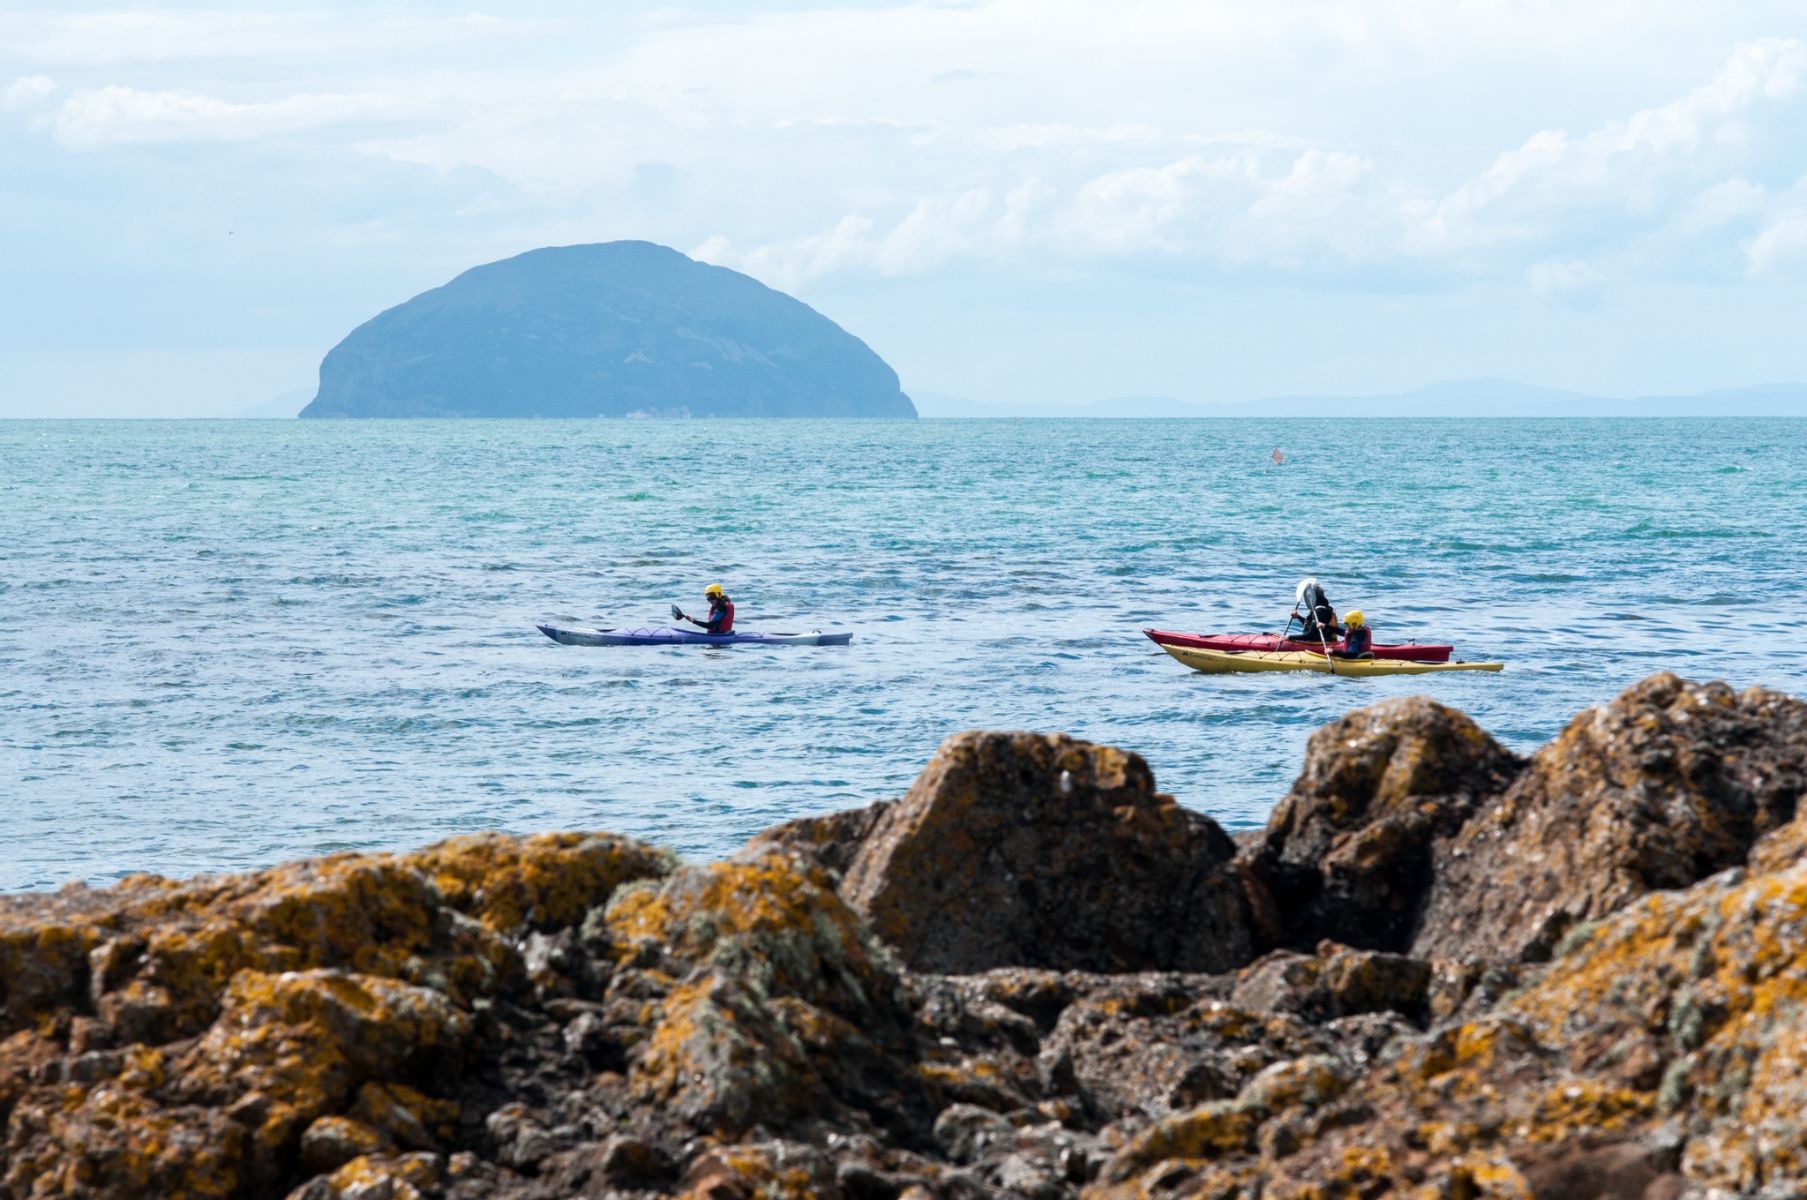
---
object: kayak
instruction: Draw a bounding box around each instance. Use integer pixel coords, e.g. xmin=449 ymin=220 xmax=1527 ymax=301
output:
xmin=1159 ymin=644 xmax=1502 ymax=677
xmin=538 ymin=624 xmax=852 ymax=647
xmin=1145 ymin=629 xmax=1453 ymax=663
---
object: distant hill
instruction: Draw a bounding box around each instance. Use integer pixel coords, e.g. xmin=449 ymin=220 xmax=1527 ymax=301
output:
xmin=300 ymin=242 xmax=915 ymax=419
xmin=1232 ymin=379 xmax=1807 ymax=417
xmin=914 ymin=379 xmax=1807 ymax=418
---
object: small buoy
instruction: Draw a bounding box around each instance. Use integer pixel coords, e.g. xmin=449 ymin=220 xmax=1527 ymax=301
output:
xmin=1271 ymin=448 xmax=1284 ymax=466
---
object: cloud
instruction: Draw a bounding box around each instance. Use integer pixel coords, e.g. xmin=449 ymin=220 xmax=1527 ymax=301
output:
xmin=8 ymin=5 xmax=1807 ymax=310
xmin=2 ymin=75 xmax=56 ymax=111
xmin=1416 ymin=38 xmax=1807 ymax=254
xmin=1748 ymin=208 xmax=1807 ymax=276
xmin=50 ymin=86 xmax=426 ymax=147
xmin=685 ymin=35 xmax=1807 ymax=291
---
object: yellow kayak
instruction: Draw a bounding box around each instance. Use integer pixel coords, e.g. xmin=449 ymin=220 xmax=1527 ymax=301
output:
xmin=1160 ymin=644 xmax=1504 ymax=677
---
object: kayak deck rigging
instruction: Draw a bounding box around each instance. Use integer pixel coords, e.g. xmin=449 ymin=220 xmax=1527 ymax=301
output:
xmin=1144 ymin=629 xmax=1454 ymax=663
xmin=1157 ymin=643 xmax=1503 ymax=677
xmin=537 ymin=624 xmax=852 ymax=647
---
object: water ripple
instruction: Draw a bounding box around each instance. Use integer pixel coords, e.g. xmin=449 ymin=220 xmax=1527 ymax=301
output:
xmin=1 ymin=417 xmax=1804 ymax=890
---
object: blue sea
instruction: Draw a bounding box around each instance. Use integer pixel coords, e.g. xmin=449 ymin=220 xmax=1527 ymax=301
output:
xmin=3 ymin=418 xmax=1803 ymax=892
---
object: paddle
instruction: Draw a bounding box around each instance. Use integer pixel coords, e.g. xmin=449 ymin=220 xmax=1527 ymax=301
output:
xmin=1284 ymin=598 xmax=1336 ymax=675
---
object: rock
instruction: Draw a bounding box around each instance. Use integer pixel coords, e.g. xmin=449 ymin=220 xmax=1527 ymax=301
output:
xmin=1229 ymin=945 xmax=1434 ymax=1025
xmin=1245 ymin=696 xmax=1524 ymax=952
xmin=598 ymin=851 xmax=934 ymax=1139
xmin=1034 ymin=974 xmax=1332 ymax=1123
xmin=1233 ymin=1054 xmax=1355 ymax=1116
xmin=840 ymin=732 xmax=1253 ymax=973
xmin=932 ymin=1103 xmax=1013 ymax=1163
xmin=299 ymin=241 xmax=917 ymax=420
xmin=299 ymin=1116 xmax=393 ymax=1174
xmin=595 ymin=1133 xmax=677 ymax=1189
xmin=1415 ymin=674 xmax=1807 ymax=962
xmin=0 ymin=831 xmax=670 ymax=1200
xmin=1518 ymin=1139 xmax=1681 ymax=1200
xmin=742 ymin=800 xmax=894 ymax=879
xmin=1095 ymin=1100 xmax=1264 ymax=1185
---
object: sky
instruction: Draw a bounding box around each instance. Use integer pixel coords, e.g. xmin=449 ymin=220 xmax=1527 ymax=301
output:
xmin=2 ymin=2 xmax=1806 ymax=416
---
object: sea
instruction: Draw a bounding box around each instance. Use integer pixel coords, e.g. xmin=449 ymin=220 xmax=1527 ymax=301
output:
xmin=3 ymin=417 xmax=1803 ymax=892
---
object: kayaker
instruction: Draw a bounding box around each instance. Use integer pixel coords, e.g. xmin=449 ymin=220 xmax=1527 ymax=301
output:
xmin=1293 ymin=578 xmax=1342 ymax=641
xmin=1329 ymin=611 xmax=1375 ymax=659
xmin=674 ymin=584 xmax=735 ymax=634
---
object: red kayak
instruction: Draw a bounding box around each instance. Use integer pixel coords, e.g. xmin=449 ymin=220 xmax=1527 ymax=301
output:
xmin=1144 ymin=629 xmax=1454 ymax=663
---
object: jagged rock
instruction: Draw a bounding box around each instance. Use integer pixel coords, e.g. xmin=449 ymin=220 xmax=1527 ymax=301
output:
xmin=1229 ymin=944 xmax=1434 ymax=1025
xmin=0 ymin=832 xmax=670 ymax=1200
xmin=840 ymin=732 xmax=1252 ymax=973
xmin=1415 ymin=673 xmax=1807 ymax=962
xmin=598 ymin=851 xmax=934 ymax=1140
xmin=742 ymin=800 xmax=893 ymax=879
xmin=1245 ymin=696 xmax=1524 ymax=952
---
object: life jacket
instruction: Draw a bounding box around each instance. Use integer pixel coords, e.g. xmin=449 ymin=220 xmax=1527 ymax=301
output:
xmin=707 ymin=598 xmax=735 ymax=633
xmin=1344 ymin=623 xmax=1372 ymax=655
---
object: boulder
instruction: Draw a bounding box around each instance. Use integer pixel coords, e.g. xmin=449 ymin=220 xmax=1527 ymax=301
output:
xmin=742 ymin=801 xmax=893 ymax=879
xmin=839 ymin=732 xmax=1252 ymax=974
xmin=1415 ymin=674 xmax=1807 ymax=962
xmin=1244 ymin=696 xmax=1523 ymax=952
xmin=597 ymin=852 xmax=933 ymax=1139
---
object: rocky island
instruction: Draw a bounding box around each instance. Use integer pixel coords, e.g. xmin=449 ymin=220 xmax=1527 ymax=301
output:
xmin=4 ymin=673 xmax=1806 ymax=1199
xmin=298 ymin=242 xmax=916 ymax=419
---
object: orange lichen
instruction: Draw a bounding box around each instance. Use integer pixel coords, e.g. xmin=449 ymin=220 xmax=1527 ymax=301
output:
xmin=1102 ymin=1101 xmax=1263 ymax=1181
xmin=411 ymin=831 xmax=674 ymax=932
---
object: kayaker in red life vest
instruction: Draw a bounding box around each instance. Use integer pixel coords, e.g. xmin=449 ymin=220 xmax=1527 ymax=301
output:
xmin=674 ymin=584 xmax=735 ymax=634
xmin=1328 ymin=610 xmax=1375 ymax=659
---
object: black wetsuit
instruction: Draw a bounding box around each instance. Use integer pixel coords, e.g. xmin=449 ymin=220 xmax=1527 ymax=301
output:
xmin=1297 ymin=583 xmax=1339 ymax=642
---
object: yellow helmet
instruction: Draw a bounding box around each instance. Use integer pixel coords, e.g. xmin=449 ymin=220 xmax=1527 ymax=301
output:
xmin=1344 ymin=610 xmax=1364 ymax=627
xmin=704 ymin=583 xmax=725 ymax=597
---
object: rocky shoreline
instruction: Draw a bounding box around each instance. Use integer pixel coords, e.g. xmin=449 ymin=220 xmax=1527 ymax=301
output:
xmin=3 ymin=673 xmax=1805 ymax=1199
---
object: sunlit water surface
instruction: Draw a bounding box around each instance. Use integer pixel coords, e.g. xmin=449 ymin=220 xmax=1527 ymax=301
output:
xmin=3 ymin=418 xmax=1803 ymax=890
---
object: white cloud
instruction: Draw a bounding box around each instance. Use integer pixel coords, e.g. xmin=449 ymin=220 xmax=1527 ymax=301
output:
xmin=17 ymin=5 xmax=1786 ymax=294
xmin=2 ymin=75 xmax=56 ymax=111
xmin=1748 ymin=209 xmax=1807 ymax=276
xmin=50 ymin=86 xmax=425 ymax=147
xmin=1417 ymin=38 xmax=1807 ymax=253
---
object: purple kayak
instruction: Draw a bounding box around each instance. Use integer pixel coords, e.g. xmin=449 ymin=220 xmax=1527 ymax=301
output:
xmin=537 ymin=624 xmax=852 ymax=647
